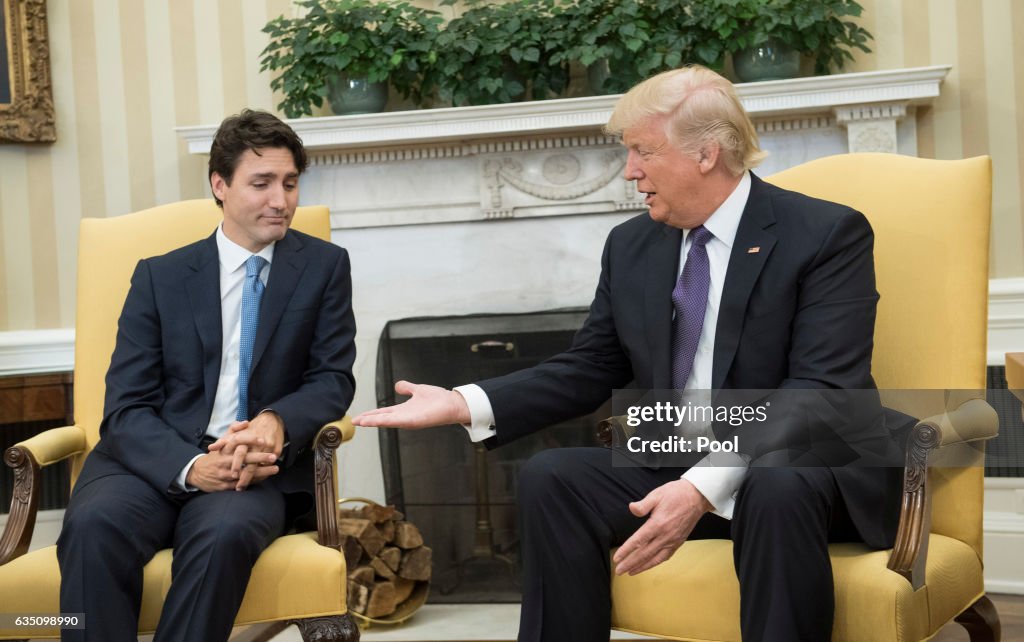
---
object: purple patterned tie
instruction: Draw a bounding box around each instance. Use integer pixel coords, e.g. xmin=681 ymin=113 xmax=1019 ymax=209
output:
xmin=671 ymin=225 xmax=713 ymax=389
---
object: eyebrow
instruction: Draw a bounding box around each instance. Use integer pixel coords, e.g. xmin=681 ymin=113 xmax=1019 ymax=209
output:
xmin=250 ymin=172 xmax=300 ymax=180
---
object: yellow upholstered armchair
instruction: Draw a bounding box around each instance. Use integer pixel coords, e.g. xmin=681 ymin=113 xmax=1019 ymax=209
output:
xmin=0 ymin=201 xmax=360 ymax=641
xmin=607 ymin=154 xmax=1001 ymax=641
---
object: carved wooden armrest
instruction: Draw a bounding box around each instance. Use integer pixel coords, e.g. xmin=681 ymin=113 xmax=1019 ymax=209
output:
xmin=313 ymin=417 xmax=356 ymax=551
xmin=887 ymin=398 xmax=998 ymax=590
xmin=1 ymin=425 xmax=87 ymax=566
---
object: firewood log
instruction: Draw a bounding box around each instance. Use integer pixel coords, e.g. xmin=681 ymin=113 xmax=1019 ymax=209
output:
xmin=393 ymin=521 xmax=424 ymax=549
xmin=348 ymin=565 xmax=375 ymax=585
xmin=365 ymin=580 xmax=397 ymax=618
xmin=393 ymin=577 xmax=416 ymax=604
xmin=340 ymin=535 xmax=364 ymax=571
xmin=339 ymin=518 xmax=386 ymax=556
xmin=370 ymin=556 xmax=397 ymax=581
xmin=398 ymin=546 xmax=432 ymax=581
xmin=379 ymin=546 xmax=402 ymax=572
xmin=347 ymin=580 xmax=369 ymax=614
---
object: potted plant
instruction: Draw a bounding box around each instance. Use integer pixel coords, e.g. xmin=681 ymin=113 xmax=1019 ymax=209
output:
xmin=430 ymin=0 xmax=570 ymax=106
xmin=692 ymin=0 xmax=873 ymax=82
xmin=556 ymin=0 xmax=701 ymax=95
xmin=260 ymin=0 xmax=443 ymax=117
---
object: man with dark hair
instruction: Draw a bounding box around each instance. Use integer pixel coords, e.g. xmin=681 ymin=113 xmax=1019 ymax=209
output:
xmin=57 ymin=109 xmax=356 ymax=642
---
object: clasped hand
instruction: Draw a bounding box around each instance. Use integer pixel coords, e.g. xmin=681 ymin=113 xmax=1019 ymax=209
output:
xmin=186 ymin=412 xmax=285 ymax=492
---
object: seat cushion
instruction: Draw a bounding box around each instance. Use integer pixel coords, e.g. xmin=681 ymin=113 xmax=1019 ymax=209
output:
xmin=610 ymin=535 xmax=984 ymax=642
xmin=0 ymin=532 xmax=346 ymax=638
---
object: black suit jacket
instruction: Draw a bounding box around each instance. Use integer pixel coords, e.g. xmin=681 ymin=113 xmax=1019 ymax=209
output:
xmin=82 ymin=228 xmax=356 ymax=521
xmin=479 ymin=173 xmax=901 ymax=548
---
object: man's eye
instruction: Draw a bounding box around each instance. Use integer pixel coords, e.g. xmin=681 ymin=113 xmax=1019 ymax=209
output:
xmin=284 ymin=183 xmax=297 ymax=191
xmin=252 ymin=183 xmax=267 ymax=188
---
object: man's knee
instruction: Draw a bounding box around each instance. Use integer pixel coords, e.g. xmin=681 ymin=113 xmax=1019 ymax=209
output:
xmin=735 ymin=467 xmax=836 ymax=519
xmin=176 ymin=491 xmax=285 ymax=566
xmin=517 ymin=449 xmax=588 ymax=507
xmin=58 ymin=498 xmax=158 ymax=570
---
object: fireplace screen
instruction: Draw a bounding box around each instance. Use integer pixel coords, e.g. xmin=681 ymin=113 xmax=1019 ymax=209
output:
xmin=375 ymin=309 xmax=609 ymax=602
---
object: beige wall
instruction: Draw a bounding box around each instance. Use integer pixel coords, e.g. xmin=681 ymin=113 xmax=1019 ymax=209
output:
xmin=0 ymin=0 xmax=1021 ymax=332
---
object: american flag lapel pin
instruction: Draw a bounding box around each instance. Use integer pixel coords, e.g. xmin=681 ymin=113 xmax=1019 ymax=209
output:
xmin=747 ymin=246 xmax=761 ymax=254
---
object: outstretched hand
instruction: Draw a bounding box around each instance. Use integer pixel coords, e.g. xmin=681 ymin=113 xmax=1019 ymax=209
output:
xmin=612 ymin=478 xmax=712 ymax=576
xmin=353 ymin=380 xmax=472 ymax=429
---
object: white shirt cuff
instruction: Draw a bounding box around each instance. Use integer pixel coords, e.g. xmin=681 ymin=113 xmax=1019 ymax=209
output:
xmin=681 ymin=453 xmax=748 ymax=519
xmin=174 ymin=454 xmax=204 ymax=492
xmin=454 ymin=384 xmax=497 ymax=442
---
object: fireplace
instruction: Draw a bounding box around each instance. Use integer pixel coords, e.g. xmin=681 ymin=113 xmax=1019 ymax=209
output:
xmin=375 ymin=309 xmax=610 ymax=602
xmin=176 ymin=65 xmax=956 ymax=560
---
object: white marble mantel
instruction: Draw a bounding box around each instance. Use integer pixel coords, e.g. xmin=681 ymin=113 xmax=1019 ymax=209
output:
xmin=177 ymin=65 xmax=951 ymax=503
xmin=178 ymin=65 xmax=949 ymax=154
xmin=178 ymin=65 xmax=949 ymax=231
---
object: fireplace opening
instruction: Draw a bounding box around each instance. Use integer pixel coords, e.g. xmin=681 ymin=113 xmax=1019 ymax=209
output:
xmin=375 ymin=308 xmax=610 ymax=603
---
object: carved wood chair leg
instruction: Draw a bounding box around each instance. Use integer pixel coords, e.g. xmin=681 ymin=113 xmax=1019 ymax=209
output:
xmin=954 ymin=594 xmax=1001 ymax=642
xmin=291 ymin=614 xmax=361 ymax=642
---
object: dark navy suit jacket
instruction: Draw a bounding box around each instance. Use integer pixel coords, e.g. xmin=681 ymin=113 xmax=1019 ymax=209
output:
xmin=81 ymin=228 xmax=356 ymax=523
xmin=479 ymin=173 xmax=902 ymax=548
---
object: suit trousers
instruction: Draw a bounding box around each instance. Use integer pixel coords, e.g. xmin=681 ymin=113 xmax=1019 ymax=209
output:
xmin=515 ymin=447 xmax=862 ymax=642
xmin=57 ymin=452 xmax=286 ymax=642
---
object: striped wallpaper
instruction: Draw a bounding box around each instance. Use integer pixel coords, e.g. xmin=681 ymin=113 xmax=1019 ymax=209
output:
xmin=0 ymin=0 xmax=1021 ymax=331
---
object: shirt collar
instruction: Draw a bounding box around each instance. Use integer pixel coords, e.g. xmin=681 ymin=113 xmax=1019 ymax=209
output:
xmin=216 ymin=224 xmax=275 ymax=273
xmin=684 ymin=171 xmax=751 ymax=250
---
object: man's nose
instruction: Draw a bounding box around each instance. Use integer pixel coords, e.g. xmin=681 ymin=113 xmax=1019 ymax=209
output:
xmin=623 ymin=152 xmax=643 ymax=181
xmin=268 ymin=184 xmax=286 ymax=210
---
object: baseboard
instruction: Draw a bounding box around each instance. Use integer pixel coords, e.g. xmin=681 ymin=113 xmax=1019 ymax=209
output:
xmin=0 ymin=508 xmax=65 ymax=552
xmin=984 ymin=479 xmax=1024 ymax=594
xmin=985 ymin=579 xmax=1024 ymax=594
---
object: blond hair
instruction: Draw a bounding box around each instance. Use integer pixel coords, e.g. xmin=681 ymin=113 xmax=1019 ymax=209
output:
xmin=605 ymin=65 xmax=767 ymax=176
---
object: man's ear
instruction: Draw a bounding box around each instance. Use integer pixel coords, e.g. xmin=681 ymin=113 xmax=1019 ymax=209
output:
xmin=210 ymin=172 xmax=228 ymax=202
xmin=697 ymin=143 xmax=721 ymax=174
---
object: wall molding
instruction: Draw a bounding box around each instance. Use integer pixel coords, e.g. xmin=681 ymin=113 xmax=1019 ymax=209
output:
xmin=988 ymin=277 xmax=1024 ymax=365
xmin=0 ymin=329 xmax=75 ymax=376
xmin=0 ymin=274 xmax=1020 ymax=375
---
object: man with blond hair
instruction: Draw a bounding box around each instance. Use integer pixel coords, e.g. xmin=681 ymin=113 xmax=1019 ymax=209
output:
xmin=355 ymin=66 xmax=900 ymax=641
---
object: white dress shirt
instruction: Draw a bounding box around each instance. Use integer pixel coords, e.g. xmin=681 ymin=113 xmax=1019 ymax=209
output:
xmin=456 ymin=172 xmax=753 ymax=518
xmin=174 ymin=225 xmax=275 ymax=491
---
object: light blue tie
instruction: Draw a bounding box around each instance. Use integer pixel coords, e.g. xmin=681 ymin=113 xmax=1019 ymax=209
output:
xmin=237 ymin=255 xmax=267 ymax=421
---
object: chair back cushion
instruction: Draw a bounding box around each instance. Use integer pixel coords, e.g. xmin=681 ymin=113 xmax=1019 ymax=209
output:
xmin=767 ymin=153 xmax=992 ymax=555
xmin=71 ymin=200 xmax=330 ymax=484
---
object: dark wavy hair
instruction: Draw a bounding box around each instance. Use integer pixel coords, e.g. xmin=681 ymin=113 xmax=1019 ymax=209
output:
xmin=208 ymin=109 xmax=309 ymax=207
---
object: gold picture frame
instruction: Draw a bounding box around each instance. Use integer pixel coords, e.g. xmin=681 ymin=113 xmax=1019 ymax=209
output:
xmin=0 ymin=0 xmax=55 ymax=143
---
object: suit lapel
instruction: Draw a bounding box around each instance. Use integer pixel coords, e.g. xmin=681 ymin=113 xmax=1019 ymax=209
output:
xmin=251 ymin=231 xmax=308 ymax=372
xmin=185 ymin=233 xmax=223 ymax=413
xmin=646 ymin=224 xmax=682 ymax=389
xmin=713 ymin=174 xmax=777 ymax=390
